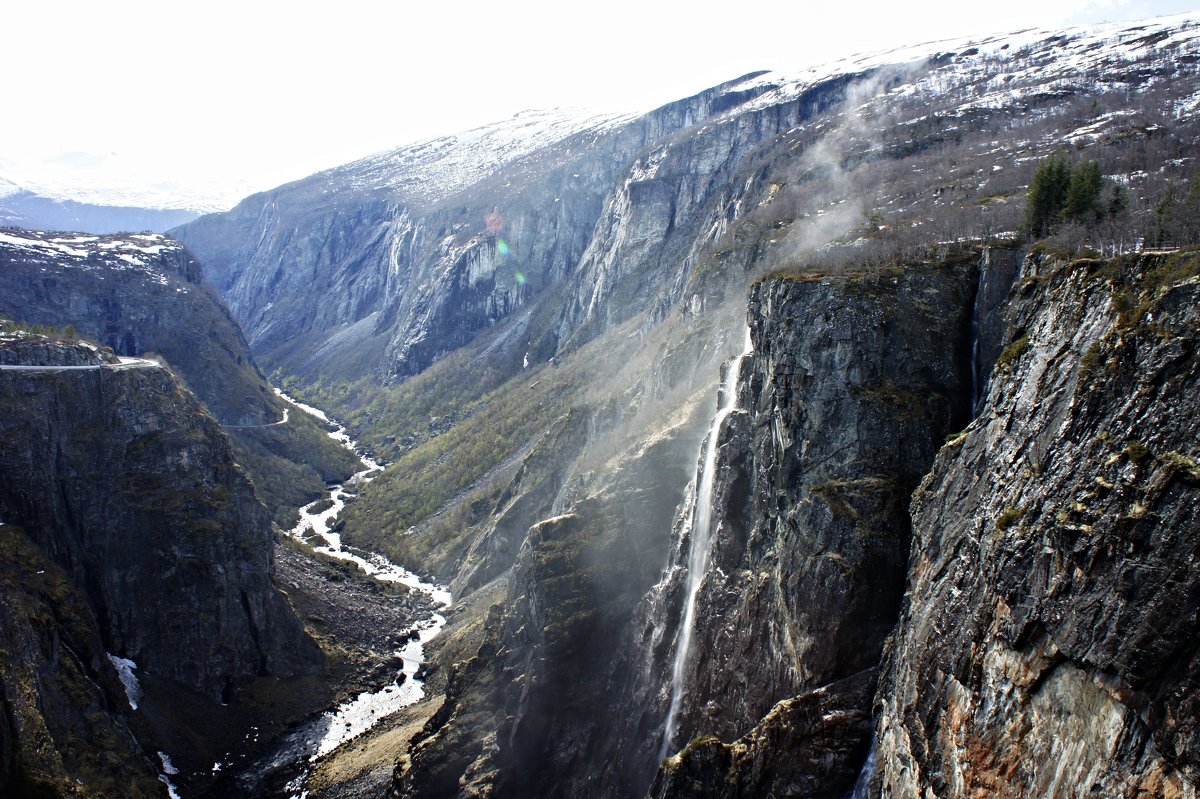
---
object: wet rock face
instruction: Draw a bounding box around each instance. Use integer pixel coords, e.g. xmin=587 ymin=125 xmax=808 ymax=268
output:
xmin=648 ymin=670 xmax=876 ymax=799
xmin=876 ymin=253 xmax=1200 ymax=797
xmin=0 ymin=341 xmax=321 ymax=701
xmin=645 ymin=264 xmax=975 ymax=786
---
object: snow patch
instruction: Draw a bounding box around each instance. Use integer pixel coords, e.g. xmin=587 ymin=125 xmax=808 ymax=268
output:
xmin=329 ymin=107 xmax=635 ymax=207
xmin=106 ymin=654 xmax=142 ymax=710
xmin=158 ymin=752 xmax=182 ymax=799
xmin=158 ymin=752 xmax=179 ymax=775
xmin=0 ymin=229 xmax=180 ymax=286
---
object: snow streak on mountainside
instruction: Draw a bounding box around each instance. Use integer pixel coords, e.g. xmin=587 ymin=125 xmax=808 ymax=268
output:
xmin=326 ymin=108 xmax=639 ymax=207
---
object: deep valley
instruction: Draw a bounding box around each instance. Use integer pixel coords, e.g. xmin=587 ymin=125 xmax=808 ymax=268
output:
xmin=2 ymin=13 xmax=1200 ymax=799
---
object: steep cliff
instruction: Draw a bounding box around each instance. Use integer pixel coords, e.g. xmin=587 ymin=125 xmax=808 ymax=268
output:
xmin=874 ymin=250 xmax=1200 ymax=797
xmin=0 ymin=229 xmax=359 ymax=523
xmin=175 ymin=16 xmax=1200 ymax=402
xmin=0 ymin=336 xmax=323 ymax=701
xmin=625 ymin=258 xmax=976 ymax=798
xmin=395 ymin=392 xmax=715 ymax=799
xmin=0 ymin=519 xmax=165 ymax=799
xmin=379 ymin=18 xmax=1200 ymax=799
xmin=172 ymin=74 xmax=855 ymax=385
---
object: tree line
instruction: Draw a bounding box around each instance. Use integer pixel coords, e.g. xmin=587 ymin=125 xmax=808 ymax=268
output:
xmin=1024 ymin=152 xmax=1199 ymax=249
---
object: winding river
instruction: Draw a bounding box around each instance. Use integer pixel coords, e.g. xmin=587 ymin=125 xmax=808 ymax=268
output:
xmin=236 ymin=390 xmax=452 ymax=797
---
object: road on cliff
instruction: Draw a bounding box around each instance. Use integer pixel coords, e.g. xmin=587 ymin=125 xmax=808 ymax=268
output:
xmin=0 ymin=357 xmax=162 ymax=372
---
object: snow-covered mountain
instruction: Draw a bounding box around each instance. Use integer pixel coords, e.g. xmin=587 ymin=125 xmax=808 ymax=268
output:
xmin=175 ymin=11 xmax=1200 ymax=383
xmin=0 ymin=179 xmax=200 ymax=234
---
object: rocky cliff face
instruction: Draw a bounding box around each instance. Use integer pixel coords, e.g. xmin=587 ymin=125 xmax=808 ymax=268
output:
xmin=0 ymin=230 xmax=271 ymax=425
xmin=0 ymin=519 xmax=166 ymax=798
xmin=395 ymin=393 xmax=714 ymax=799
xmin=0 ymin=229 xmax=359 ymax=523
xmin=174 ymin=16 xmax=1200 ymax=399
xmin=172 ymin=74 xmax=863 ymax=385
xmin=382 ymin=18 xmax=1200 ymax=799
xmin=874 ymin=251 xmax=1200 ymax=797
xmin=625 ymin=260 xmax=977 ymax=798
xmin=0 ymin=337 xmax=322 ymax=701
xmin=0 ymin=335 xmax=329 ymax=797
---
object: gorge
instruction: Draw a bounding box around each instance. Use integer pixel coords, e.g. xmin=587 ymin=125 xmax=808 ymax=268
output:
xmin=2 ymin=12 xmax=1200 ymax=799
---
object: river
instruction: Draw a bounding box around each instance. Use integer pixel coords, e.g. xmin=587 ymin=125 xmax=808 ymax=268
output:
xmin=232 ymin=390 xmax=452 ymax=798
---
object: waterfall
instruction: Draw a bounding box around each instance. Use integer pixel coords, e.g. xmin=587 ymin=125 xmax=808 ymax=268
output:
xmin=969 ymin=256 xmax=990 ymax=416
xmin=968 ymin=311 xmax=980 ymax=414
xmin=660 ymin=327 xmax=752 ymax=758
xmin=847 ymin=735 xmax=877 ymax=799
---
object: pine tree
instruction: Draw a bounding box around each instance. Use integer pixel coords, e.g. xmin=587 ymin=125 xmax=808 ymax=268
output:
xmin=1107 ymin=185 xmax=1128 ymax=218
xmin=1024 ymin=153 xmax=1071 ymax=238
xmin=1024 ymin=154 xmax=1109 ymax=238
xmin=1152 ymin=187 xmax=1176 ymax=247
xmin=1062 ymin=160 xmax=1104 ymax=225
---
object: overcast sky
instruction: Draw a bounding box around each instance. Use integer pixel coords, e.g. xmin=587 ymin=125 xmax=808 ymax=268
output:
xmin=2 ymin=0 xmax=1196 ymax=210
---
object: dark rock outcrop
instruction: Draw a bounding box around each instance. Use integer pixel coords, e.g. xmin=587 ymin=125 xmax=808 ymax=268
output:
xmin=0 ymin=521 xmax=165 ymax=798
xmin=875 ymin=251 xmax=1200 ymax=796
xmin=0 ymin=338 xmax=322 ymax=701
xmin=649 ymin=670 xmax=876 ymax=799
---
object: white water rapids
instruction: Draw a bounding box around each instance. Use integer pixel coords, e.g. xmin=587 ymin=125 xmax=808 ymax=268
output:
xmin=262 ymin=390 xmax=451 ymax=795
xmin=660 ymin=328 xmax=752 ymax=757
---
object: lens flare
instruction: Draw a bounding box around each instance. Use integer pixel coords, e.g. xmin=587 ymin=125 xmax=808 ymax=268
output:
xmin=514 ymin=271 xmax=526 ymax=285
xmin=496 ymin=239 xmax=510 ymax=257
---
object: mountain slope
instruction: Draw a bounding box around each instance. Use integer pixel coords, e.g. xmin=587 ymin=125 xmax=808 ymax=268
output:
xmin=167 ymin=13 xmax=1200 ymax=799
xmin=0 ymin=184 xmax=199 ymax=234
xmin=174 ymin=14 xmax=1200 ymax=390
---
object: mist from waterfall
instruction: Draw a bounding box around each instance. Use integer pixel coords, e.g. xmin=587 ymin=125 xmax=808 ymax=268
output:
xmin=660 ymin=327 xmax=752 ymax=758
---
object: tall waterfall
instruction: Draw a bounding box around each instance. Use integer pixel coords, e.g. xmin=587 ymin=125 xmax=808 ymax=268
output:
xmin=660 ymin=328 xmax=752 ymax=757
xmin=968 ymin=303 xmax=981 ymax=413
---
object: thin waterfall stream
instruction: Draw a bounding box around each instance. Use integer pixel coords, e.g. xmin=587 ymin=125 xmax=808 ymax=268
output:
xmin=660 ymin=328 xmax=752 ymax=757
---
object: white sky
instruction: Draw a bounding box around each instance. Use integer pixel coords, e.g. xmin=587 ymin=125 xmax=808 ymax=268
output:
xmin=2 ymin=0 xmax=1196 ymax=210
